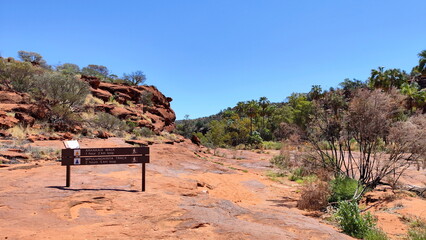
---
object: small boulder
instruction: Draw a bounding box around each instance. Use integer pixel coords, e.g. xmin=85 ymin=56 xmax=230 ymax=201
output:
xmin=191 ymin=135 xmax=201 ymax=146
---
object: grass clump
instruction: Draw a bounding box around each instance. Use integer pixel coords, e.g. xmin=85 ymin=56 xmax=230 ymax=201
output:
xmin=270 ymin=154 xmax=288 ymax=169
xmin=406 ymin=218 xmax=426 ymax=240
xmin=262 ymin=141 xmax=282 ymax=150
xmin=364 ymin=228 xmax=389 ymax=240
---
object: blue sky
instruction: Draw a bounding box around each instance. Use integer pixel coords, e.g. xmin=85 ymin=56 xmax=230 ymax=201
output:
xmin=1 ymin=0 xmax=425 ymax=119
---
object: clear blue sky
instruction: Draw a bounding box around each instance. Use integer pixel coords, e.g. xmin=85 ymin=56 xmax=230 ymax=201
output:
xmin=1 ymin=0 xmax=425 ymax=119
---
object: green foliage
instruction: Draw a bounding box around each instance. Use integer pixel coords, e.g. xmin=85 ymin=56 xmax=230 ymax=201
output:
xmin=406 ymin=218 xmax=426 ymax=240
xmin=364 ymin=228 xmax=389 ymax=240
xmin=132 ymin=127 xmax=154 ymax=137
xmin=329 ymin=176 xmax=363 ymax=202
xmin=368 ymin=67 xmax=409 ymax=91
xmin=0 ymin=60 xmax=36 ymax=92
xmin=56 ymin=63 xmax=80 ymax=75
xmin=418 ymin=50 xmax=426 ymax=75
xmin=248 ymin=131 xmax=263 ymax=145
xmin=262 ymin=141 xmax=282 ymax=150
xmin=400 ymin=82 xmax=426 ymax=112
xmin=288 ymin=167 xmax=305 ymax=182
xmin=33 ymin=72 xmax=90 ymax=108
xmin=92 ymin=112 xmax=128 ymax=132
xmin=335 ymin=200 xmax=377 ymax=239
xmin=82 ymin=64 xmax=109 ymax=78
xmin=17 ymin=50 xmax=50 ymax=69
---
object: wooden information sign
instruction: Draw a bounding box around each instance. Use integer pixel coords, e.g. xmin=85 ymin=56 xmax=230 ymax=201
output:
xmin=61 ymin=147 xmax=149 ymax=191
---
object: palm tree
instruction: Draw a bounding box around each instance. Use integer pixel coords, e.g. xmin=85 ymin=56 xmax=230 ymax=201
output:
xmin=418 ymin=50 xmax=426 ymax=75
xmin=246 ymin=100 xmax=259 ymax=135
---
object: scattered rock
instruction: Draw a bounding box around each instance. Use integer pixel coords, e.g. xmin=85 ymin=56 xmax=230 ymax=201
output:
xmin=125 ymin=139 xmax=154 ymax=146
xmin=0 ymin=151 xmax=30 ymax=160
xmin=97 ymin=130 xmax=110 ymax=139
xmin=191 ymin=135 xmax=201 ymax=146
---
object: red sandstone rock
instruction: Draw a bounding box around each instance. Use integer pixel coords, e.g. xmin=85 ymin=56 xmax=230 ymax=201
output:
xmin=0 ymin=116 xmax=19 ymax=129
xmin=15 ymin=112 xmax=35 ymax=126
xmin=0 ymin=151 xmax=30 ymax=159
xmin=0 ymin=91 xmax=24 ymax=103
xmin=90 ymin=88 xmax=112 ymax=102
xmin=109 ymin=107 xmax=136 ymax=119
xmin=97 ymin=130 xmax=110 ymax=139
xmin=191 ymin=135 xmax=201 ymax=146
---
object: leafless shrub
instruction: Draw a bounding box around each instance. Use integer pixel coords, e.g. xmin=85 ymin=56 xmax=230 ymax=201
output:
xmin=297 ymin=180 xmax=331 ymax=211
xmin=308 ymin=89 xmax=423 ymax=192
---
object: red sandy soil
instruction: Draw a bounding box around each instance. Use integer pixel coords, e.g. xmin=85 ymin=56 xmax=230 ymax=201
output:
xmin=0 ymin=138 xmax=424 ymax=239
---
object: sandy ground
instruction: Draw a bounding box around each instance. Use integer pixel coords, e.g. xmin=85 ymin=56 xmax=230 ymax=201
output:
xmin=0 ymin=138 xmax=424 ymax=239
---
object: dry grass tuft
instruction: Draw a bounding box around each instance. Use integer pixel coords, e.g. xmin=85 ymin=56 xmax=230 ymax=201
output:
xmin=297 ymin=180 xmax=331 ymax=211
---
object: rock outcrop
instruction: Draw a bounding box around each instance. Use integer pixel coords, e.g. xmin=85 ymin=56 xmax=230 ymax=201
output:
xmin=0 ymin=90 xmax=40 ymax=129
xmin=82 ymin=75 xmax=176 ymax=134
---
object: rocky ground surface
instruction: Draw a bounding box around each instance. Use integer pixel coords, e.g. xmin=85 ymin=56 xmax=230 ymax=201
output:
xmin=0 ymin=138 xmax=424 ymax=239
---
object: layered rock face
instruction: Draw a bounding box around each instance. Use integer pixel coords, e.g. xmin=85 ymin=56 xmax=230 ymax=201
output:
xmin=0 ymin=76 xmax=176 ymax=134
xmin=82 ymin=75 xmax=176 ymax=134
xmin=0 ymin=88 xmax=46 ymax=129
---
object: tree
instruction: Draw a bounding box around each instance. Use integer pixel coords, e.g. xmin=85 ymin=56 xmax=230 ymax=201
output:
xmin=17 ymin=50 xmax=49 ymax=69
xmin=400 ymin=82 xmax=426 ymax=113
xmin=81 ymin=64 xmax=109 ymax=78
xmin=0 ymin=60 xmax=36 ymax=92
xmin=368 ymin=67 xmax=408 ymax=91
xmin=307 ymin=85 xmax=323 ymax=101
xmin=123 ymin=70 xmax=146 ymax=85
xmin=418 ymin=50 xmax=426 ymax=75
xmin=56 ymin=63 xmax=80 ymax=75
xmin=32 ymin=72 xmax=90 ymax=125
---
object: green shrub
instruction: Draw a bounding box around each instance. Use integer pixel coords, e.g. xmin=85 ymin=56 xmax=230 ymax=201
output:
xmin=329 ymin=176 xmax=363 ymax=202
xmin=0 ymin=60 xmax=36 ymax=92
xmin=132 ymin=127 xmax=154 ymax=137
xmin=139 ymin=92 xmax=153 ymax=106
xmin=335 ymin=200 xmax=376 ymax=239
xmin=92 ymin=112 xmax=128 ymax=132
xmin=289 ymin=167 xmax=305 ymax=181
xmin=262 ymin=141 xmax=282 ymax=150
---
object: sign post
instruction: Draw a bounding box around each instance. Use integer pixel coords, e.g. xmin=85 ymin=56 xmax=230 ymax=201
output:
xmin=61 ymin=147 xmax=150 ymax=191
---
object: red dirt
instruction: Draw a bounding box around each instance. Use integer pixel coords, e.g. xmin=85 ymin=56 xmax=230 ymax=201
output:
xmin=0 ymin=139 xmax=353 ymax=240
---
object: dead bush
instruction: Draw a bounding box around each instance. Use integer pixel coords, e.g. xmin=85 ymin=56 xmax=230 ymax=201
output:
xmin=297 ymin=180 xmax=331 ymax=211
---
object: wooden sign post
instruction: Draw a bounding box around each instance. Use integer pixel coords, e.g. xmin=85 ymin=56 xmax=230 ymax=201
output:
xmin=61 ymin=147 xmax=150 ymax=191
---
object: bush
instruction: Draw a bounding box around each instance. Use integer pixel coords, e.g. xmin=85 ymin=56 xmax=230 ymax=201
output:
xmin=0 ymin=60 xmax=36 ymax=92
xmin=262 ymin=141 xmax=282 ymax=150
xmin=139 ymin=92 xmax=153 ymax=106
xmin=297 ymin=181 xmax=331 ymax=211
xmin=270 ymin=155 xmax=288 ymax=169
xmin=91 ymin=112 xmax=128 ymax=132
xmin=289 ymin=167 xmax=306 ymax=181
xmin=132 ymin=127 xmax=154 ymax=137
xmin=329 ymin=176 xmax=363 ymax=202
xmin=335 ymin=200 xmax=376 ymax=239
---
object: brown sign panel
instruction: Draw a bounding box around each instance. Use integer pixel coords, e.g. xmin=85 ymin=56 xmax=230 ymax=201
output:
xmin=61 ymin=155 xmax=149 ymax=166
xmin=62 ymin=147 xmax=149 ymax=158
